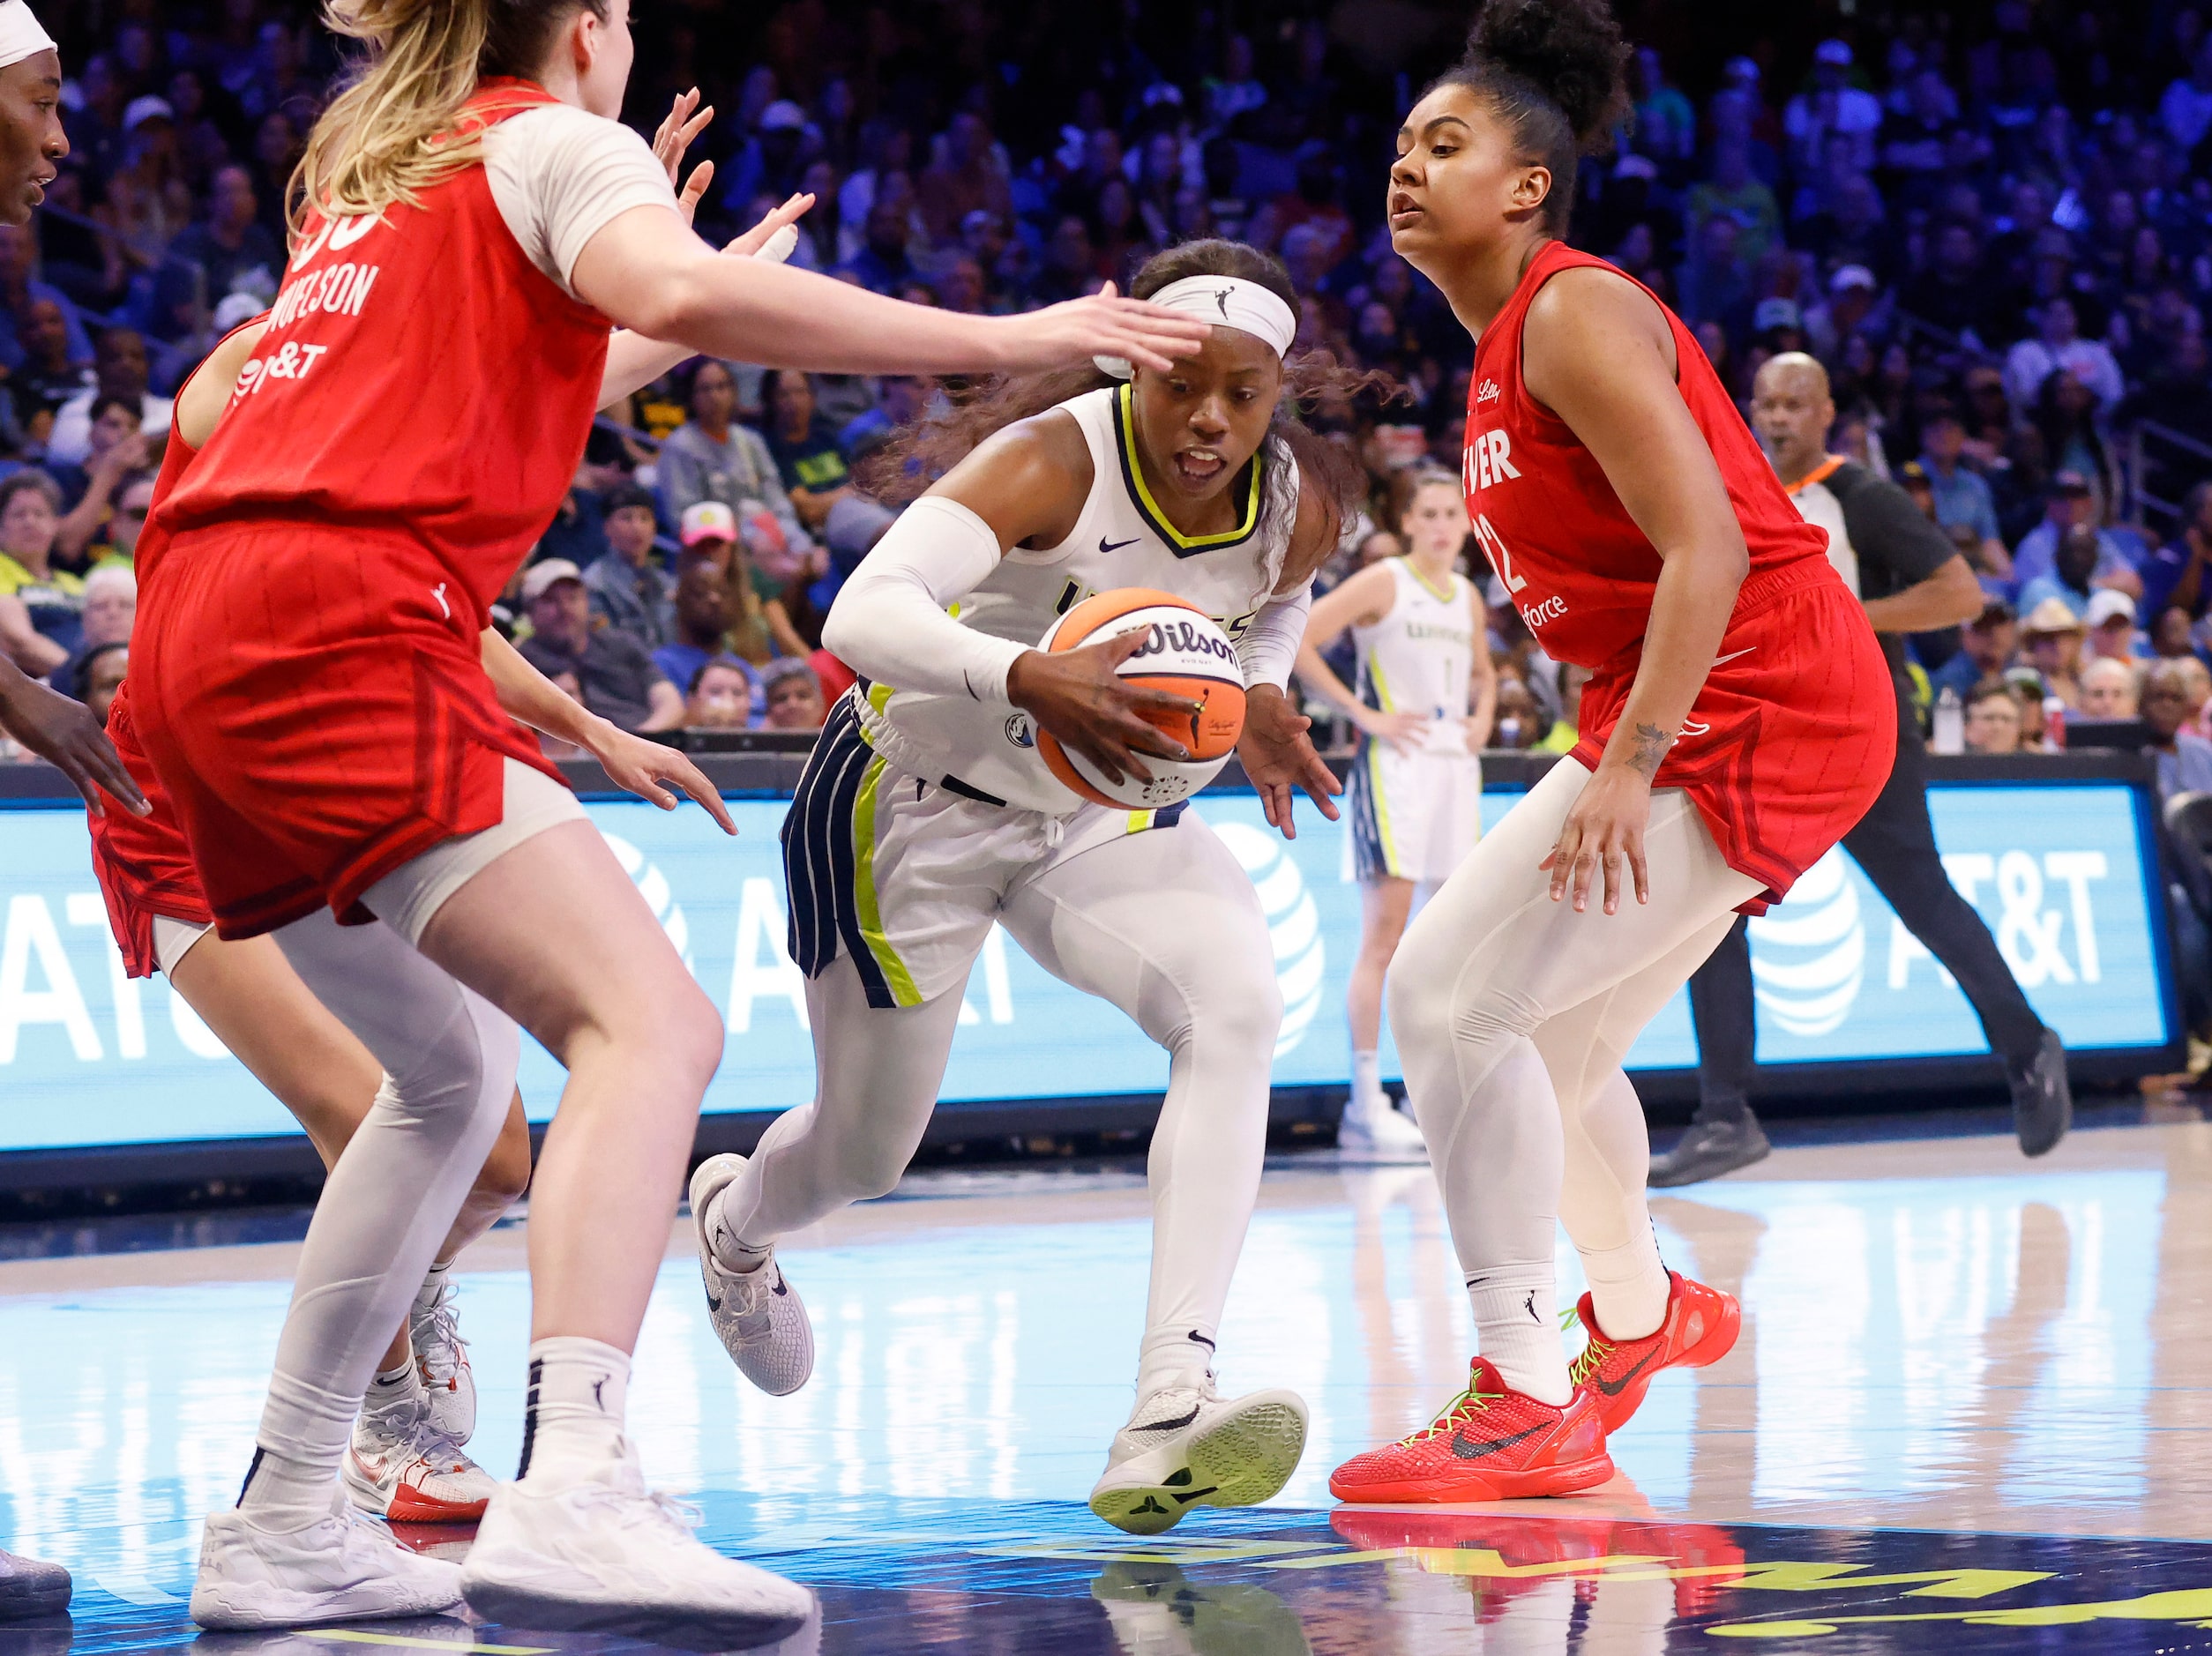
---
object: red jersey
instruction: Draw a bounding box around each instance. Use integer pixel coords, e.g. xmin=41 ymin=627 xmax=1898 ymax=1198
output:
xmin=153 ymin=81 xmax=611 ymax=624
xmin=1462 ymin=241 xmax=1894 ymax=907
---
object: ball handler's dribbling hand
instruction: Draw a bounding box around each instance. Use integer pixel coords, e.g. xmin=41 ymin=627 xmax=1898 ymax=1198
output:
xmin=1009 ymin=630 xmax=1197 ymax=789
xmin=1239 ymin=684 xmax=1340 ymax=840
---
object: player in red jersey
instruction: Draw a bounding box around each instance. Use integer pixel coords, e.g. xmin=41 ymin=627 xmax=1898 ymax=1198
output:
xmin=1328 ymin=0 xmax=1894 ymax=1507
xmin=125 ymin=0 xmax=1209 ymax=1637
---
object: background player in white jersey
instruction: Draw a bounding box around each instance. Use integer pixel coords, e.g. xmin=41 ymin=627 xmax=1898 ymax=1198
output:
xmin=1296 ymin=470 xmax=1494 ymax=1160
xmin=691 ymin=240 xmax=1374 ymax=1534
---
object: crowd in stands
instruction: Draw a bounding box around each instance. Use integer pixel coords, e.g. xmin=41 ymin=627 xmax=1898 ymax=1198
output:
xmin=7 ymin=1 xmax=2209 ymax=779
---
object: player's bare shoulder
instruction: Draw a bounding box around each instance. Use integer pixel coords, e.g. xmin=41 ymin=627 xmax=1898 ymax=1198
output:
xmin=1523 ymin=263 xmax=1677 ymax=406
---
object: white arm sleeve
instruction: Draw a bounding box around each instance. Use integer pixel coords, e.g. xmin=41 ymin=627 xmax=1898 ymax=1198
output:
xmin=820 ymin=496 xmax=1032 ymax=705
xmin=483 ymin=105 xmax=681 ymax=297
xmin=1235 ymin=582 xmax=1312 ymax=690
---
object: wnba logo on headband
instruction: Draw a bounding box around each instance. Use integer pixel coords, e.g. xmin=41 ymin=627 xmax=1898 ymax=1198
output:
xmin=0 ymin=1 xmax=56 ymax=72
xmin=1094 ymin=275 xmax=1299 ymax=380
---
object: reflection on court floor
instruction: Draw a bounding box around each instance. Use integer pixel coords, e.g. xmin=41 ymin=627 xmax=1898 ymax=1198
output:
xmin=8 ymin=1118 xmax=2212 ymax=1652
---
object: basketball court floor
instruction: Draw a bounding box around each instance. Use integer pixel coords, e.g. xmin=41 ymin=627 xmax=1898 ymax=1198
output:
xmin=9 ymin=1109 xmax=2212 ymax=1652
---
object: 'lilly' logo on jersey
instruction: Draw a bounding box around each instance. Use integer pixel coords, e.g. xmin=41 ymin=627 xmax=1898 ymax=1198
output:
xmin=1476 ymin=377 xmax=1502 ymax=404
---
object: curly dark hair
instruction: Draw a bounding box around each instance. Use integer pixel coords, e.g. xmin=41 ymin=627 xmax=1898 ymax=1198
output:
xmin=858 ymin=239 xmax=1399 ymax=546
xmin=1431 ymin=0 xmax=1633 ymax=233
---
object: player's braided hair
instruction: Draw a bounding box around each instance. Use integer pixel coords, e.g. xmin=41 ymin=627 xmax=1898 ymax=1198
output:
xmin=860 ymin=239 xmax=1395 ymax=546
xmin=290 ymin=0 xmax=605 ymax=241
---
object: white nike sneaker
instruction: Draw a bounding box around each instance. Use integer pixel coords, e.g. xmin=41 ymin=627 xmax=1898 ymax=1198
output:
xmin=690 ymin=1153 xmax=814 ymax=1396
xmin=410 ymin=1274 xmax=476 ymax=1443
xmin=190 ymin=1488 xmax=465 ymax=1630
xmin=460 ymin=1445 xmax=815 ymax=1639
xmin=1336 ymin=1094 xmax=1431 ymax=1164
xmin=1089 ymin=1384 xmax=1309 ymax=1536
xmin=345 ymin=1396 xmax=497 ymax=1523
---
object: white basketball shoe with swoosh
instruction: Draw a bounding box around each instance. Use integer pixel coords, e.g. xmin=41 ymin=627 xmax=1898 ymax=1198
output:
xmin=1089 ymin=1384 xmax=1310 ymax=1535
xmin=191 ymin=1487 xmax=464 ymax=1630
xmin=689 ymin=1153 xmax=815 ymax=1396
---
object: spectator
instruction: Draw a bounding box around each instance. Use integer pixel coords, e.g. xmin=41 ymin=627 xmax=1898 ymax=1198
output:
xmin=8 ymin=298 xmax=94 ymax=439
xmin=2018 ymin=598 xmax=2088 ymax=708
xmin=98 ymin=474 xmax=158 ymax=564
xmin=46 ymin=329 xmax=173 ymax=468
xmin=1685 ymin=138 xmax=1782 ymax=265
xmin=2152 ymin=607 xmax=2201 ymax=661
xmin=656 ymin=359 xmax=812 ymax=560
xmin=514 ymin=559 xmax=682 ymax=734
xmin=166 ymin=163 xmax=282 ymax=310
xmin=839 ymin=198 xmax=915 ymax=295
xmin=1488 ymin=675 xmax=1548 ymax=750
xmin=2009 ymin=472 xmax=2134 ymax=595
xmin=0 ymin=474 xmax=83 ymax=675
xmin=2143 ymin=481 xmax=2212 ymax=622
xmin=654 ymin=551 xmax=764 ymax=721
xmin=2077 ymin=656 xmax=2141 ymax=721
xmin=52 ymin=398 xmax=152 ymax=562
xmin=759 ymin=369 xmax=853 ymax=531
xmin=76 ymin=641 xmax=130 ymax=727
xmin=760 ymin=656 xmax=826 ymax=731
xmin=580 ymin=482 xmax=674 ymax=647
xmin=684 ymin=654 xmax=759 ymax=730
xmin=838 ymin=374 xmax=930 ymax=464
xmin=670 ymin=502 xmax=779 ymax=664
xmin=2004 ymin=299 xmax=2125 ymax=414
xmin=2018 ymin=523 xmax=2111 ymax=621
xmin=1931 ymin=599 xmax=2020 ymax=697
xmin=2145 ymin=660 xmax=2212 ymax=798
xmin=1784 ymin=40 xmax=1884 ymax=175
xmin=1902 ymin=220 xmax=1997 ymax=344
xmin=0 ymin=224 xmax=90 ymax=377
xmin=1964 ymin=675 xmax=2029 ymax=754
xmin=1917 ymin=408 xmax=2007 ymax=571
xmin=2084 ymin=589 xmax=2141 ymax=664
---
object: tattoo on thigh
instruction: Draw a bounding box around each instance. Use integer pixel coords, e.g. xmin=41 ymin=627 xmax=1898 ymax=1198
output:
xmin=1629 ymin=722 xmax=1673 ymax=779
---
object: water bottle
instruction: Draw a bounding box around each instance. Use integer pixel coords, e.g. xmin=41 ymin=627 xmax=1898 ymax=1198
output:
xmin=2042 ymin=694 xmax=2067 ymax=751
xmin=1931 ymin=686 xmax=1963 ymax=755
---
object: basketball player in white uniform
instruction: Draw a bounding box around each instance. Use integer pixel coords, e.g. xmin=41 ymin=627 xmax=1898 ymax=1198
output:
xmin=690 ymin=242 xmax=1361 ymax=1534
xmin=1297 ymin=470 xmax=1494 ymax=1159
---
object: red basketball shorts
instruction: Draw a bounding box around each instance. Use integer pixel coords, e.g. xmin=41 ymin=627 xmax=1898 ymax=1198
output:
xmin=86 ymin=684 xmax=213 ymax=978
xmin=129 ymin=524 xmax=560 ymax=940
xmin=1574 ymin=563 xmax=1896 ymax=914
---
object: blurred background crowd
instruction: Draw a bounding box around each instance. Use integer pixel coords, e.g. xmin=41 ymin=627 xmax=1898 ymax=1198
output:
xmin=9 ymin=0 xmax=2211 ymax=809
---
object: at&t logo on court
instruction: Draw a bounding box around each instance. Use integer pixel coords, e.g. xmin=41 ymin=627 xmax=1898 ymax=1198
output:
xmin=1749 ymin=847 xmax=1865 ymax=1038
xmin=1214 ymin=822 xmax=1325 ymax=1056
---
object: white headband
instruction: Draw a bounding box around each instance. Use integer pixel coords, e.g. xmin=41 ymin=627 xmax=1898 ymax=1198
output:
xmin=1093 ymin=273 xmax=1299 ymax=379
xmin=0 ymin=2 xmax=55 ymax=73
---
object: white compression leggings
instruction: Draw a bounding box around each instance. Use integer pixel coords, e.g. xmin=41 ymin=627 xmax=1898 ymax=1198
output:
xmin=1387 ymin=757 xmax=1760 ymax=1399
xmin=252 ymin=907 xmax=519 ymax=1479
xmin=714 ymin=819 xmax=1282 ymax=1397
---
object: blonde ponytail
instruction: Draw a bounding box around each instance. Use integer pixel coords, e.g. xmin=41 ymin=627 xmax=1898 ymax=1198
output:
xmin=288 ymin=0 xmax=585 ymax=241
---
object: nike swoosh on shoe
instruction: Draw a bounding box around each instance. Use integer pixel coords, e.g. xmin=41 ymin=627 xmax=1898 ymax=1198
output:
xmin=1132 ymin=1405 xmax=1201 ymax=1433
xmin=1450 ymin=1423 xmax=1544 ymax=1459
xmin=1592 ymin=1346 xmax=1663 ymax=1397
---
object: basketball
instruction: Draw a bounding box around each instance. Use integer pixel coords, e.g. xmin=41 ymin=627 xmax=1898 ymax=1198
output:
xmin=1034 ymin=588 xmax=1247 ymax=809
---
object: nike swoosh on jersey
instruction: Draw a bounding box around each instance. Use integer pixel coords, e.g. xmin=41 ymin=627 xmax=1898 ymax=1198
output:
xmin=1590 ymin=1346 xmax=1663 ymax=1397
xmin=1712 ymin=645 xmax=1758 ymax=666
xmin=1099 ymin=535 xmax=1141 ymax=554
xmin=1450 ymin=1422 xmax=1544 ymax=1459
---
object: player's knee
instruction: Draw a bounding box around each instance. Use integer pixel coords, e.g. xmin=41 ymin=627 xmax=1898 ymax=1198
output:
xmin=839 ymin=1134 xmax=916 ymax=1203
xmin=475 ymin=1113 xmax=534 ymax=1204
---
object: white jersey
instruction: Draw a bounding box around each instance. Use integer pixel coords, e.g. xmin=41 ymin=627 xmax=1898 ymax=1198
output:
xmin=859 ymin=384 xmax=1301 ymax=813
xmin=1350 ymin=558 xmax=1478 ymax=757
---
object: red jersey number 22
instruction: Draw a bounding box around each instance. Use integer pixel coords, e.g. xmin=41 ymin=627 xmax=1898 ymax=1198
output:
xmin=1469 ymin=513 xmax=1527 ymax=595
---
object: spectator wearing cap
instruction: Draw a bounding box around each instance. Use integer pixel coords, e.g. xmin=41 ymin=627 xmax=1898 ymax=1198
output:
xmin=1917 ymin=407 xmax=2007 ymax=574
xmin=580 ymin=482 xmax=675 ymax=648
xmin=656 ymin=360 xmax=813 ymax=563
xmin=1802 ymin=264 xmax=1884 ymax=358
xmin=684 ymin=655 xmax=760 ymax=730
xmin=47 ymin=329 xmax=173 ymax=469
xmin=1931 ymin=599 xmax=2020 ymax=698
xmin=515 ymin=559 xmax=683 ymax=734
xmin=2084 ymin=589 xmax=2141 ymax=663
xmin=165 ymin=164 xmax=281 ymax=313
xmin=1784 ymin=40 xmax=1884 ymax=175
xmin=654 ymin=548 xmax=765 ymax=722
xmin=2009 ymin=471 xmax=2138 ymax=597
xmin=2004 ymin=298 xmax=2125 ymax=415
xmin=760 ymin=656 xmax=827 ymax=731
xmin=2018 ymin=597 xmax=2088 ymax=708
xmin=671 ymin=502 xmax=778 ymax=665
xmin=2142 ymin=481 xmax=2212 ymax=622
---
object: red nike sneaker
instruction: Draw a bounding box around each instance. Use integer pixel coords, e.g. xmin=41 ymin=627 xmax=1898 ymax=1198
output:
xmin=1568 ymin=1271 xmax=1741 ymax=1434
xmin=1329 ymin=1358 xmax=1612 ymax=1503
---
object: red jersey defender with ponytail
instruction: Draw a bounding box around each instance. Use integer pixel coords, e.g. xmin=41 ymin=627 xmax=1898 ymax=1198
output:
xmin=1328 ymin=0 xmax=1892 ymax=1506
xmin=138 ymin=0 xmax=1207 ymax=1638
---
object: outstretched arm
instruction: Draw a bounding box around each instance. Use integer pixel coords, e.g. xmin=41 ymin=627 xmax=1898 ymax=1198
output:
xmin=0 ymin=653 xmax=147 ymax=816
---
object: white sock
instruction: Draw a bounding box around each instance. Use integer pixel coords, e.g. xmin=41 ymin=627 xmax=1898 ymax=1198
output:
xmin=1349 ymin=1050 xmax=1382 ymax=1112
xmin=360 ymin=1361 xmax=420 ymax=1423
xmin=235 ymin=1445 xmax=335 ymax=1533
xmin=1467 ymin=1265 xmax=1569 ymax=1406
xmin=1579 ymin=1225 xmax=1670 ymax=1342
xmin=414 ymin=1258 xmax=452 ymax=1314
xmin=519 ymin=1336 xmax=630 ymax=1479
xmin=1134 ymin=1324 xmax=1216 ymax=1399
xmin=704 ymin=1186 xmax=773 ymax=1274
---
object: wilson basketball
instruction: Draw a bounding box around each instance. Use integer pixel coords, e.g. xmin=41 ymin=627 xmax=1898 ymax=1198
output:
xmin=1034 ymin=588 xmax=1247 ymax=809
